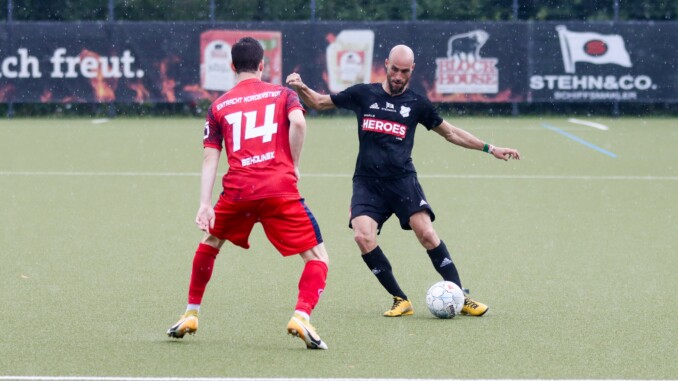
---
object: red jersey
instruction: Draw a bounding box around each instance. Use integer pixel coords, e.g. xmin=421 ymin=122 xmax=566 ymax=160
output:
xmin=204 ymin=78 xmax=305 ymax=201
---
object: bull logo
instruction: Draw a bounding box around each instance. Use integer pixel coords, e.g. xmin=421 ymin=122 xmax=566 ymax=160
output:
xmin=435 ymin=29 xmax=498 ymax=94
xmin=447 ymin=30 xmax=489 ymax=63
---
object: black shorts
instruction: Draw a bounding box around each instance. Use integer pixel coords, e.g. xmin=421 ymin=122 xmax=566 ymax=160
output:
xmin=349 ymin=174 xmax=435 ymax=232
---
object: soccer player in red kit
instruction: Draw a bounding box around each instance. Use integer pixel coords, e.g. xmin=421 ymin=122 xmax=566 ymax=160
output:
xmin=167 ymin=37 xmax=329 ymax=350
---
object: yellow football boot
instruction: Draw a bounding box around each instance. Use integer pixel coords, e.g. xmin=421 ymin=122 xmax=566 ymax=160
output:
xmin=383 ymin=296 xmax=414 ymax=317
xmin=461 ymin=296 xmax=489 ymax=316
xmin=167 ymin=309 xmax=199 ymax=338
xmin=287 ymin=313 xmax=328 ymax=350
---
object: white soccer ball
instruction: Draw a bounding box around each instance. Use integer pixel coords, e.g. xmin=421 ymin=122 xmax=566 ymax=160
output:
xmin=425 ymin=281 xmax=465 ymax=319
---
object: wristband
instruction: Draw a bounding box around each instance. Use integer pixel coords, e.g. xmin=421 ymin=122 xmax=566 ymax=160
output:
xmin=483 ymin=143 xmax=495 ymax=154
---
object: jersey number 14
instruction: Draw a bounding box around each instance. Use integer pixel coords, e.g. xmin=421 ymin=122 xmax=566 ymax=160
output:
xmin=224 ymin=103 xmax=278 ymax=152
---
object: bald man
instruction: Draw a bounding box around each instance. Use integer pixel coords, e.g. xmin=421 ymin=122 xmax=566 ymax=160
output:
xmin=287 ymin=44 xmax=520 ymax=317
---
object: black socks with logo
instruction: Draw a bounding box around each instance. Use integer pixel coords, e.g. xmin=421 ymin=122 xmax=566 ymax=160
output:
xmin=426 ymin=241 xmax=463 ymax=289
xmin=362 ymin=246 xmax=408 ymax=300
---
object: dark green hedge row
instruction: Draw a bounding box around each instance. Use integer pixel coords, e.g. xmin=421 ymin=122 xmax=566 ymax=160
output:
xmin=2 ymin=0 xmax=675 ymax=22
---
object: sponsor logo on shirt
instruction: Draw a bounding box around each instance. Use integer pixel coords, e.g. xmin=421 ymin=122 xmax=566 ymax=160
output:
xmin=371 ymin=102 xmax=397 ymax=113
xmin=361 ymin=117 xmax=407 ymax=138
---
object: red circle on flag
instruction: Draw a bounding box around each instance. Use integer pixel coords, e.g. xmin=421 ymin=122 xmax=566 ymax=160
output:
xmin=584 ymin=40 xmax=608 ymax=57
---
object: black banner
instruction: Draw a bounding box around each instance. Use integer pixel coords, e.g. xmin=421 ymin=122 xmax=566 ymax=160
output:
xmin=528 ymin=22 xmax=678 ymax=102
xmin=0 ymin=21 xmax=675 ymax=104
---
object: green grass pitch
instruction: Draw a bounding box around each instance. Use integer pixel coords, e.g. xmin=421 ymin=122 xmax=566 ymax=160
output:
xmin=0 ymin=116 xmax=676 ymax=379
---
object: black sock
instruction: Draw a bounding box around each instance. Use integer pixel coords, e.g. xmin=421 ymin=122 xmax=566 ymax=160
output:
xmin=362 ymin=246 xmax=408 ymax=300
xmin=427 ymin=241 xmax=463 ymax=289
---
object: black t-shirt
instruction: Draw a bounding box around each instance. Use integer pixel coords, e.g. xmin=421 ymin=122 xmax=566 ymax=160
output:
xmin=330 ymin=83 xmax=444 ymax=179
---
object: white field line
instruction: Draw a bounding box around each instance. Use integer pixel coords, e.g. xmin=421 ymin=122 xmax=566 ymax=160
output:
xmin=91 ymin=118 xmax=111 ymax=124
xmin=1 ymin=171 xmax=677 ymax=181
xmin=567 ymin=118 xmax=609 ymax=131
xmin=0 ymin=378 xmax=666 ymax=381
xmin=0 ymin=171 xmax=199 ymax=177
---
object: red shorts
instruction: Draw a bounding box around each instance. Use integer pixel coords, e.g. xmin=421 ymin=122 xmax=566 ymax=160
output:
xmin=209 ymin=196 xmax=323 ymax=256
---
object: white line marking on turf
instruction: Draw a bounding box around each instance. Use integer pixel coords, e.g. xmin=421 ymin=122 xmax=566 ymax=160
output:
xmin=1 ymin=171 xmax=678 ymax=181
xmin=567 ymin=118 xmax=609 ymax=131
xmin=91 ymin=118 xmax=110 ymax=124
xmin=0 ymin=171 xmax=199 ymax=177
xmin=420 ymin=174 xmax=678 ymax=180
xmin=0 ymin=378 xmax=664 ymax=381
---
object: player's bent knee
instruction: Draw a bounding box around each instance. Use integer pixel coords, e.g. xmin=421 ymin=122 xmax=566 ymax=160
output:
xmin=354 ymin=229 xmax=376 ymax=245
xmin=416 ymin=228 xmax=439 ymax=248
xmin=354 ymin=235 xmax=377 ymax=253
xmin=201 ymin=234 xmax=226 ymax=249
xmin=301 ymin=243 xmax=329 ymax=264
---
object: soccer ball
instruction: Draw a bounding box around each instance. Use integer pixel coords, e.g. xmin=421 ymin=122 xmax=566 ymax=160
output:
xmin=425 ymin=281 xmax=465 ymax=319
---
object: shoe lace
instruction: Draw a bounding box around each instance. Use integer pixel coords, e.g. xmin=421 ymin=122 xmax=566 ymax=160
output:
xmin=465 ymin=297 xmax=479 ymax=309
xmin=391 ymin=297 xmax=404 ymax=309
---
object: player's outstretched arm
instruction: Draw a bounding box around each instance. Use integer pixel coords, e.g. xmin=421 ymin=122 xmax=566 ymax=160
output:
xmin=433 ymin=120 xmax=520 ymax=161
xmin=286 ymin=72 xmax=336 ymax=111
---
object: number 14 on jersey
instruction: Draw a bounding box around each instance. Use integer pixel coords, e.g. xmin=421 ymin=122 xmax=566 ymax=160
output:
xmin=225 ymin=103 xmax=278 ymax=152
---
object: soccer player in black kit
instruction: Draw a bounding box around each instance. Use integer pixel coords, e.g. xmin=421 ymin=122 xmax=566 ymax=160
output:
xmin=287 ymin=45 xmax=520 ymax=317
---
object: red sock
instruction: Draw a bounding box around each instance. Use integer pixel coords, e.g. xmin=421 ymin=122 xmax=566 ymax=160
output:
xmin=187 ymin=243 xmax=220 ymax=305
xmin=295 ymin=260 xmax=328 ymax=315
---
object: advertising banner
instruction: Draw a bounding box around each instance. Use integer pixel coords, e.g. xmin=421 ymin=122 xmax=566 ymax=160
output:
xmin=528 ymin=22 xmax=678 ymax=102
xmin=325 ymin=29 xmax=375 ymax=94
xmin=0 ymin=21 xmax=675 ymax=104
xmin=200 ymin=30 xmax=282 ymax=91
xmin=413 ymin=22 xmax=528 ymax=103
xmin=279 ymin=22 xmax=528 ymax=103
